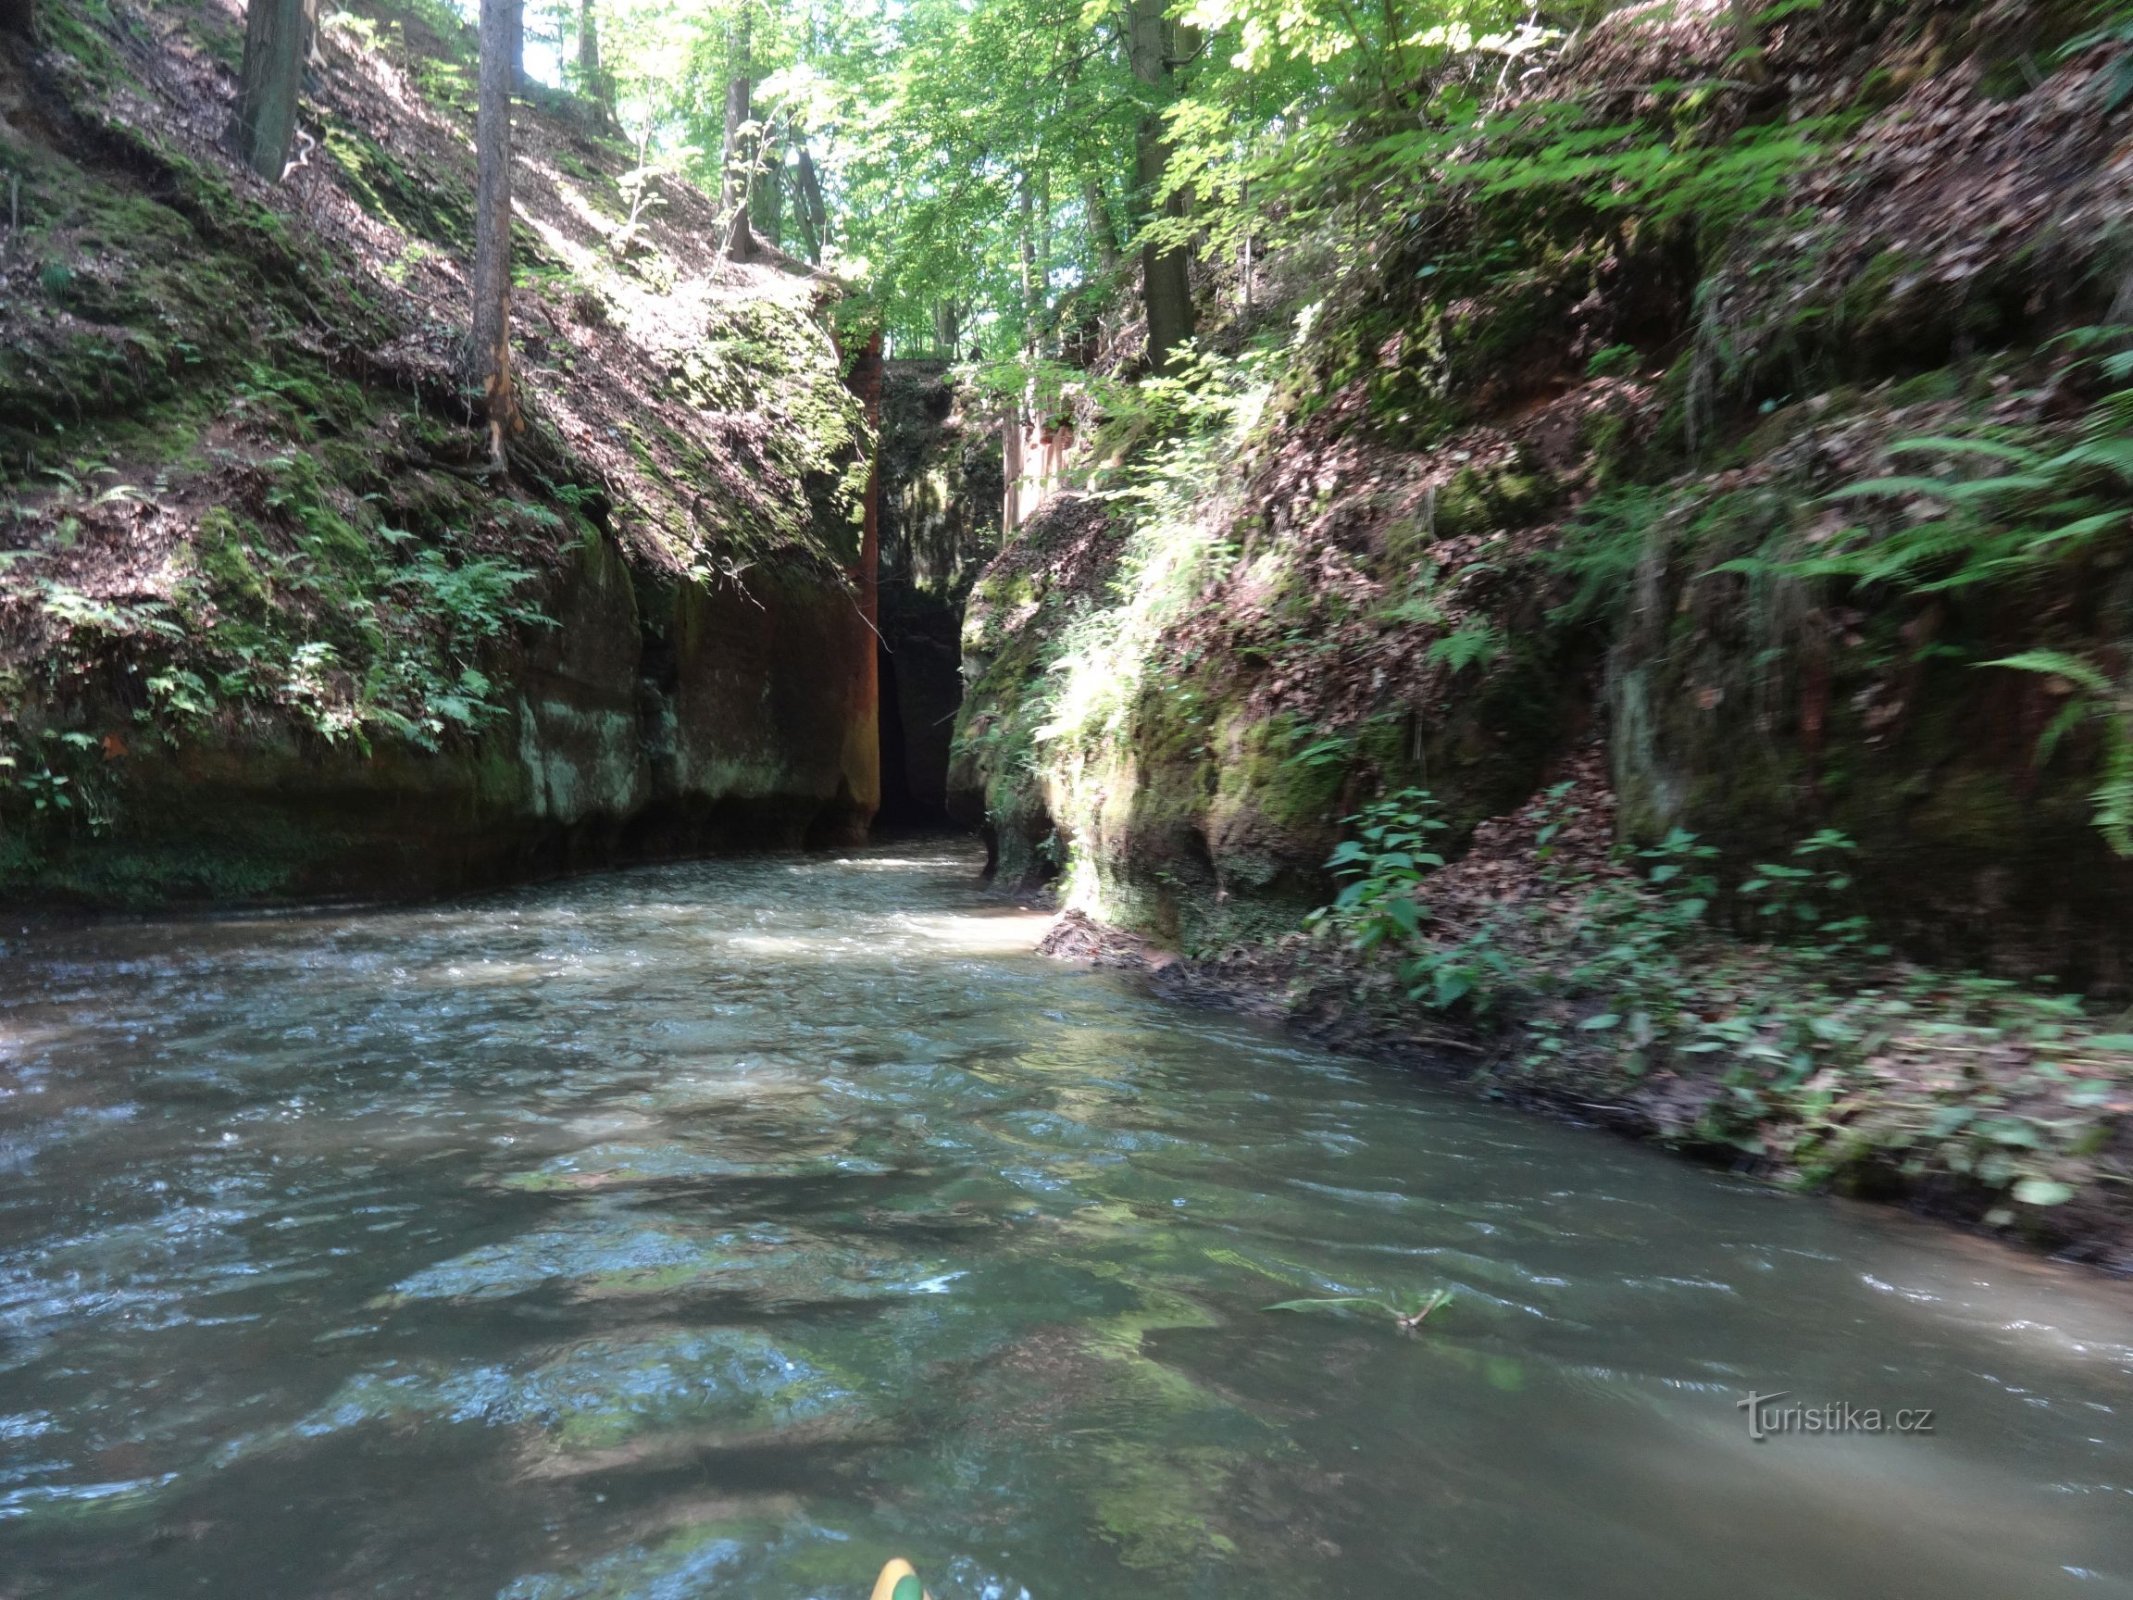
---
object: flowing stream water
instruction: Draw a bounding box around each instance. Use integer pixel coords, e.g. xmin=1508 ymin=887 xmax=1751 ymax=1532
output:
xmin=1 ymin=843 xmax=2130 ymax=1599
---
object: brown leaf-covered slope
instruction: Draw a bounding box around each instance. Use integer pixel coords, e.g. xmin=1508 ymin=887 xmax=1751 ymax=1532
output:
xmin=0 ymin=0 xmax=864 ymax=649
xmin=0 ymin=0 xmax=877 ymax=899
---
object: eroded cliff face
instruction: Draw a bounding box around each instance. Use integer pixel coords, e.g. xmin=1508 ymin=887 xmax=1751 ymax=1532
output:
xmin=951 ymin=0 xmax=2133 ymax=982
xmin=0 ymin=0 xmax=878 ymax=904
xmin=27 ymin=538 xmax=878 ymax=901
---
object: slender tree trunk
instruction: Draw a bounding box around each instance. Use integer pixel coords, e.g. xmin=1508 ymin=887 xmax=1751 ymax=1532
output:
xmin=721 ymin=71 xmax=756 ymax=258
xmin=1083 ymin=177 xmax=1120 ymax=278
xmin=575 ymin=0 xmax=598 ymax=79
xmin=719 ymin=9 xmax=757 ymax=260
xmin=468 ymin=0 xmax=519 ymax=468
xmin=933 ymin=300 xmax=960 ymax=357
xmin=1125 ymin=0 xmax=1193 ymax=371
xmin=1036 ymin=164 xmax=1052 ymax=354
xmin=795 ymin=143 xmax=828 ymax=264
xmin=1018 ymin=175 xmax=1037 ymax=349
xmin=229 ymin=0 xmax=308 ymax=182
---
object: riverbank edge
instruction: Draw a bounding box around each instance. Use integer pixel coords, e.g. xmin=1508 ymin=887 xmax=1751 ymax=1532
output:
xmin=1041 ymin=910 xmax=2133 ymax=1275
xmin=1026 ymin=765 xmax=2133 ymax=1277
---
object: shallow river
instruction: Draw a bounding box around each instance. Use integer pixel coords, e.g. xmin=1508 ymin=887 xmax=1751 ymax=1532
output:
xmin=1 ymin=844 xmax=2130 ymax=1599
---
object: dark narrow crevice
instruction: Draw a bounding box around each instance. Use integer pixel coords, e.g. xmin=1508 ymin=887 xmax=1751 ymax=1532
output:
xmin=871 ymin=359 xmax=1006 ymax=840
xmin=875 ymin=640 xmax=932 ymax=828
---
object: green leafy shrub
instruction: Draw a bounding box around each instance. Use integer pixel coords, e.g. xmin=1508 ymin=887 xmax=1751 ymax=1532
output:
xmin=1310 ymin=787 xmax=1448 ymax=950
xmin=1737 ymin=829 xmax=1878 ymax=950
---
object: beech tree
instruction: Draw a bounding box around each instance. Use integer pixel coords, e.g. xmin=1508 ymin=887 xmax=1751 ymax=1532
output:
xmin=468 ymin=0 xmax=520 ymax=467
xmin=793 ymin=143 xmax=828 ymax=263
xmin=1083 ymin=177 xmax=1121 ymax=279
xmin=1125 ymin=0 xmax=1191 ymax=370
xmin=720 ymin=7 xmax=759 ymax=259
xmin=229 ymin=0 xmax=309 ymax=181
xmin=575 ymin=0 xmax=614 ymax=117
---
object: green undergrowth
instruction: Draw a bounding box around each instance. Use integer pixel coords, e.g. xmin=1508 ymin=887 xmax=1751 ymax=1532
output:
xmin=1554 ymin=337 xmax=2133 ymax=940
xmin=1311 ymin=786 xmax=2132 ymax=1241
xmin=1720 ymin=338 xmax=2133 ymax=853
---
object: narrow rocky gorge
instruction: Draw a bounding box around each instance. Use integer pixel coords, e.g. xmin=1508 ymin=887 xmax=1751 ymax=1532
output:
xmin=8 ymin=0 xmax=2133 ymax=1266
xmin=5 ymin=0 xmax=2133 ymax=1591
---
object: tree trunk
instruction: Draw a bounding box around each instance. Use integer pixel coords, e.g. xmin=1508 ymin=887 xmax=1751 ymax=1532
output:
xmin=576 ymin=0 xmax=598 ymax=77
xmin=1125 ymin=0 xmax=1192 ymax=372
xmin=576 ymin=0 xmax=612 ymax=113
xmin=718 ymin=8 xmax=757 ymax=258
xmin=229 ymin=0 xmax=308 ymax=182
xmin=756 ymin=138 xmax=785 ymax=248
xmin=721 ymin=69 xmax=757 ymax=259
xmin=933 ymin=300 xmax=960 ymax=357
xmin=1017 ymin=174 xmax=1037 ymax=349
xmin=1083 ymin=177 xmax=1120 ymax=278
xmin=468 ymin=0 xmax=519 ymax=468
xmin=0 ymin=0 xmax=32 ymax=36
xmin=795 ymin=143 xmax=828 ymax=264
xmin=1036 ymin=165 xmax=1052 ymax=354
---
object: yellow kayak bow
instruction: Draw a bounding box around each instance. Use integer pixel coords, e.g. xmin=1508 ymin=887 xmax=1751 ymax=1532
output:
xmin=870 ymin=1558 xmax=931 ymax=1600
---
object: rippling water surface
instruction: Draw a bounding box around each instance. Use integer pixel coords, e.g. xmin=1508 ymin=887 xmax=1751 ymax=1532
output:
xmin=1 ymin=844 xmax=2130 ymax=1599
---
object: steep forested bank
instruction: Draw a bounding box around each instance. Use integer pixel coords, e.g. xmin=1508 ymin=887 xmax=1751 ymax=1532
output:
xmin=0 ymin=0 xmax=879 ymax=904
xmin=945 ymin=0 xmax=2133 ymax=1264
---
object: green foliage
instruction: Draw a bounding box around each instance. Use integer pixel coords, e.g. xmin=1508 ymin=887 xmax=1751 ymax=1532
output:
xmin=1298 ymin=775 xmax=2122 ymax=1221
xmin=1546 ymin=484 xmax=1671 ymax=625
xmin=582 ymin=0 xmax=1818 ymax=379
xmin=1737 ymin=829 xmax=1877 ymax=949
xmin=1281 ymin=729 xmax=1352 ymax=773
xmin=1403 ymin=926 xmax=1518 ymax=1015
xmin=1722 ymin=341 xmax=2133 ymax=852
xmin=0 ymin=725 xmax=120 ymax=851
xmin=1310 ymin=788 xmax=1448 ymax=950
xmin=1988 ymin=648 xmax=2133 ymax=855
xmin=393 ymin=548 xmax=550 ymax=648
xmin=1455 ymin=816 xmax=2120 ymax=1216
xmin=2061 ymin=10 xmax=2133 ymax=111
xmin=1425 ymin=619 xmax=1505 ymax=674
xmin=1455 ymin=109 xmax=1834 ymax=254
xmin=1758 ymin=424 xmax=2133 ymax=595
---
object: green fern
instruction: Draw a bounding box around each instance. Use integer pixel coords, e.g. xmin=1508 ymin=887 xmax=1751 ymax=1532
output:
xmin=2059 ymin=14 xmax=2133 ymax=111
xmin=1735 ymin=372 xmax=2133 ymax=596
xmin=1734 ymin=346 xmax=2133 ymax=852
xmin=1427 ymin=620 xmax=1506 ymax=674
xmin=1986 ymin=651 xmax=2133 ymax=857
